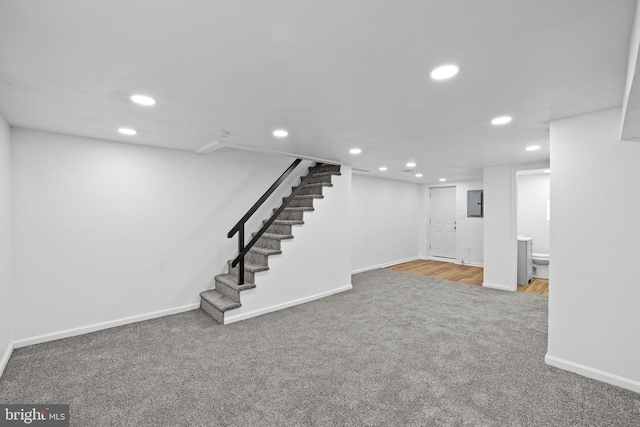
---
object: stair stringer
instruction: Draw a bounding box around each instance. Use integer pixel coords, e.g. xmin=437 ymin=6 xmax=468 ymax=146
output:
xmin=223 ymin=165 xmax=353 ymax=324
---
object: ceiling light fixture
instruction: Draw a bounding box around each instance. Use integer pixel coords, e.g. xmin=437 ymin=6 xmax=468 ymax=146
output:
xmin=525 ymin=145 xmax=541 ymax=151
xmin=130 ymin=94 xmax=156 ymax=106
xmin=439 ymin=178 xmax=447 ymax=182
xmin=379 ymin=167 xmax=388 ymax=171
xmin=118 ymin=127 xmax=137 ymax=135
xmin=491 ymin=116 xmax=512 ymax=125
xmin=273 ymin=129 xmax=288 ymax=137
xmin=349 ymin=148 xmax=362 ymax=154
xmin=430 ymin=64 xmax=459 ymax=80
xmin=406 ymin=162 xmax=416 ymax=168
xmin=543 ymin=169 xmax=551 ymax=173
xmin=415 ymin=173 xmax=423 ymax=178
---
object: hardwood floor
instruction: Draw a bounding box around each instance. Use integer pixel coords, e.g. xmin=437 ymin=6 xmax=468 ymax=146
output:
xmin=517 ymin=277 xmax=549 ymax=297
xmin=386 ymin=259 xmax=549 ymax=297
xmin=387 ymin=259 xmax=483 ymax=286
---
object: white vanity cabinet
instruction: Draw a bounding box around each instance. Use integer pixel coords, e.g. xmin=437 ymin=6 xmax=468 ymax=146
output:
xmin=517 ymin=237 xmax=533 ymax=285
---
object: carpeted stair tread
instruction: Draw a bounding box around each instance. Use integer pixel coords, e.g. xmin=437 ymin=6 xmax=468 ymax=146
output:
xmin=199 ymin=289 xmax=241 ymax=312
xmin=255 ymin=232 xmax=294 ymax=240
xmin=227 ymin=260 xmax=269 ymax=273
xmin=277 ymin=207 xmax=315 ymax=212
xmin=300 ymin=182 xmax=333 ymax=188
xmin=302 ymin=171 xmax=341 ymax=178
xmin=289 ymin=194 xmax=324 ymax=199
xmin=309 ymin=164 xmax=341 ymax=173
xmin=268 ymin=219 xmax=304 ymax=225
xmin=249 ymin=247 xmax=282 ymax=256
xmin=215 ymin=274 xmax=257 ymax=291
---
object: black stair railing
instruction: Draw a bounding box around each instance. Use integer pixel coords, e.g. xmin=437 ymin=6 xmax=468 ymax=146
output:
xmin=228 ymin=160 xmax=324 ymax=285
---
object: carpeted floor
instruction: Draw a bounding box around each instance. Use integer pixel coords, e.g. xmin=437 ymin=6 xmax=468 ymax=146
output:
xmin=1 ymin=269 xmax=638 ymax=426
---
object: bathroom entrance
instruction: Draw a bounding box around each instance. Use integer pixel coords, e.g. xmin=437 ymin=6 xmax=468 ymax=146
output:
xmin=516 ymin=169 xmax=550 ymax=287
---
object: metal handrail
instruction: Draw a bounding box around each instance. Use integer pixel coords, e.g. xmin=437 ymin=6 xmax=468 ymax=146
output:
xmin=228 ymin=158 xmax=302 ymax=238
xmin=229 ymin=159 xmax=323 ymax=284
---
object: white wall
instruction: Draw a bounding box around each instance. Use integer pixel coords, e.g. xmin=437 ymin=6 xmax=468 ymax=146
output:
xmin=0 ymin=113 xmax=12 ymax=376
xmin=420 ymin=180 xmax=484 ymax=266
xmin=547 ymin=108 xmax=640 ymax=393
xmin=482 ymin=165 xmax=517 ymax=291
xmin=517 ymin=173 xmax=550 ymax=254
xmin=226 ymin=167 xmax=352 ymax=323
xmin=351 ymin=174 xmax=421 ymax=272
xmin=10 ymin=128 xmax=308 ymax=345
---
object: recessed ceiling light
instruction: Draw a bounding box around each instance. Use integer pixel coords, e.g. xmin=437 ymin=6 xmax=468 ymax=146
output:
xmin=379 ymin=167 xmax=388 ymax=171
xmin=525 ymin=145 xmax=541 ymax=151
xmin=406 ymin=162 xmax=416 ymax=168
xmin=118 ymin=127 xmax=137 ymax=135
xmin=415 ymin=173 xmax=423 ymax=178
xmin=273 ymin=129 xmax=288 ymax=137
xmin=349 ymin=148 xmax=362 ymax=154
xmin=543 ymin=169 xmax=551 ymax=173
xmin=430 ymin=64 xmax=459 ymax=80
xmin=491 ymin=116 xmax=512 ymax=125
xmin=439 ymin=178 xmax=447 ymax=182
xmin=130 ymin=94 xmax=156 ymax=106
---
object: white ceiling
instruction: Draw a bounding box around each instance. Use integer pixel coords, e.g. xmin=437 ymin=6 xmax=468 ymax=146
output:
xmin=0 ymin=0 xmax=636 ymax=182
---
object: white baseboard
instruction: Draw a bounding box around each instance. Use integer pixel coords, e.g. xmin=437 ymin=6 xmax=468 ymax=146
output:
xmin=0 ymin=341 xmax=13 ymax=379
xmin=224 ymin=284 xmax=353 ymax=324
xmin=456 ymin=260 xmax=484 ymax=267
xmin=351 ymin=256 xmax=420 ymax=274
xmin=428 ymin=256 xmax=483 ymax=267
xmin=13 ymin=303 xmax=200 ymax=349
xmin=545 ymin=353 xmax=640 ymax=394
xmin=428 ymin=256 xmax=456 ymax=263
xmin=482 ymin=282 xmax=514 ymax=291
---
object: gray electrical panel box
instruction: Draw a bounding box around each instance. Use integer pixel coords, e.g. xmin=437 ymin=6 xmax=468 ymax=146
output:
xmin=467 ymin=190 xmax=483 ymax=217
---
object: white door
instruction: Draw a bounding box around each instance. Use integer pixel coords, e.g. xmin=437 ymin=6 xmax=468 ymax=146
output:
xmin=430 ymin=186 xmax=456 ymax=259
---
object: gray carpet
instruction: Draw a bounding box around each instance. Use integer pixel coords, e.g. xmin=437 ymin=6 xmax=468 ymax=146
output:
xmin=1 ymin=269 xmax=638 ymax=426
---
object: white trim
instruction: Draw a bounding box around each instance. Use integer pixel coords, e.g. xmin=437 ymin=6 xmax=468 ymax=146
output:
xmin=13 ymin=303 xmax=200 ymax=348
xmin=482 ymin=282 xmax=514 ymax=291
xmin=193 ymin=140 xmax=225 ymax=154
xmin=351 ymin=256 xmax=420 ymax=274
xmin=0 ymin=341 xmax=13 ymax=379
xmin=220 ymin=141 xmax=340 ymax=166
xmin=224 ymin=284 xmax=353 ymax=324
xmin=456 ymin=260 xmax=484 ymax=267
xmin=545 ymin=353 xmax=640 ymax=394
xmin=428 ymin=256 xmax=457 ymax=264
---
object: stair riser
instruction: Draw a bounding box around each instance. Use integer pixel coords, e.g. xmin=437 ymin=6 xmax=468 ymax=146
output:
xmin=215 ymin=279 xmax=240 ymax=303
xmin=302 ymin=175 xmax=334 ymax=185
xmin=311 ymin=164 xmax=341 ymax=174
xmin=227 ymin=264 xmax=255 ymax=283
xmin=246 ymin=251 xmax=268 ymax=266
xmin=277 ymin=210 xmax=304 ymax=221
xmin=266 ymin=223 xmax=292 ymax=235
xmin=287 ymin=197 xmax=315 ymax=208
xmin=254 ymin=237 xmax=281 ymax=251
xmin=201 ymin=299 xmax=224 ymax=324
xmin=294 ymin=186 xmax=324 ymax=196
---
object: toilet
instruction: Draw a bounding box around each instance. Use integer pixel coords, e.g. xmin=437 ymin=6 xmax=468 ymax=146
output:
xmin=532 ymin=253 xmax=549 ymax=265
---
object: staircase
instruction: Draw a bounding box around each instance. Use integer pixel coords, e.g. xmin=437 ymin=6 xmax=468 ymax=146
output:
xmin=199 ymin=163 xmax=341 ymax=324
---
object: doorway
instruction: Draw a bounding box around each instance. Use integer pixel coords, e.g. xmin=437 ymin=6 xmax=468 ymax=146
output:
xmin=430 ymin=186 xmax=456 ymax=259
xmin=516 ymin=168 xmax=550 ymax=294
